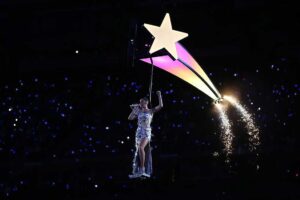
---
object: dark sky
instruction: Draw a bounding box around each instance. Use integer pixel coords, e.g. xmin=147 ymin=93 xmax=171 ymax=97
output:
xmin=0 ymin=0 xmax=299 ymax=77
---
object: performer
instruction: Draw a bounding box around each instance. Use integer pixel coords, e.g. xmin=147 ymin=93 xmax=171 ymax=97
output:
xmin=128 ymin=91 xmax=163 ymax=178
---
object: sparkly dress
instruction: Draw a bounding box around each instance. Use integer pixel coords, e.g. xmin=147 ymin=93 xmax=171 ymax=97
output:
xmin=131 ymin=109 xmax=153 ymax=176
xmin=136 ymin=110 xmax=153 ymax=142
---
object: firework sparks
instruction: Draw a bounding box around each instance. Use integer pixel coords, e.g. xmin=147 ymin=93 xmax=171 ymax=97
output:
xmin=224 ymin=95 xmax=260 ymax=151
xmin=215 ymin=103 xmax=233 ymax=155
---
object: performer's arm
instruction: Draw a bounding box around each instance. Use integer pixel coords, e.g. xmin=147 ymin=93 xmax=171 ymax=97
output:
xmin=153 ymin=91 xmax=163 ymax=113
xmin=128 ymin=107 xmax=139 ymax=120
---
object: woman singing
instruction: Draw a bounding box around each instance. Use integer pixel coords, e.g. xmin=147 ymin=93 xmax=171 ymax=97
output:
xmin=128 ymin=91 xmax=163 ymax=178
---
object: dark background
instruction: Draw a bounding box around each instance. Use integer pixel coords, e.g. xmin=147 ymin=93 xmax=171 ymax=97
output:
xmin=0 ymin=0 xmax=299 ymax=199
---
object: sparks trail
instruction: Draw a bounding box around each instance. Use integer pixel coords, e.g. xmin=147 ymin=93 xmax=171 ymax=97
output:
xmin=215 ymin=103 xmax=233 ymax=155
xmin=224 ymin=95 xmax=260 ymax=152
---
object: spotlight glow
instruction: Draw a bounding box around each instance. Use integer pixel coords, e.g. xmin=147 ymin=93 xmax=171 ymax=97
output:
xmin=215 ymin=103 xmax=233 ymax=155
xmin=224 ymin=95 xmax=260 ymax=151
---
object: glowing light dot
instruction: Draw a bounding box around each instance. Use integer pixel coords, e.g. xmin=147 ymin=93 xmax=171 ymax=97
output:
xmin=213 ymin=152 xmax=219 ymax=157
xmin=271 ymin=64 xmax=274 ymax=69
xmin=75 ymin=50 xmax=79 ymax=54
xmin=105 ymin=126 xmax=110 ymax=130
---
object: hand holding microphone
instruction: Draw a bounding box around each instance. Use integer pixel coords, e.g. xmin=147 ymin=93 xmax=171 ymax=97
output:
xmin=130 ymin=104 xmax=140 ymax=115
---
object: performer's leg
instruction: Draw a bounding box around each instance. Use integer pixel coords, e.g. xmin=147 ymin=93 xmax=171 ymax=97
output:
xmin=138 ymin=138 xmax=149 ymax=170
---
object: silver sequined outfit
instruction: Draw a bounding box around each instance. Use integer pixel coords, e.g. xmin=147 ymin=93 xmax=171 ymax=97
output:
xmin=130 ymin=109 xmax=154 ymax=177
xmin=135 ymin=110 xmax=153 ymax=143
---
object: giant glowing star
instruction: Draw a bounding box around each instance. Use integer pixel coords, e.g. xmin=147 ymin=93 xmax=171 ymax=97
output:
xmin=144 ymin=13 xmax=188 ymax=59
xmin=141 ymin=13 xmax=222 ymax=101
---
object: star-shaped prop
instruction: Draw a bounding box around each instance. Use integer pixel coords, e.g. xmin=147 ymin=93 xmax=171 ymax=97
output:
xmin=141 ymin=13 xmax=221 ymax=101
xmin=139 ymin=13 xmax=260 ymax=157
xmin=144 ymin=13 xmax=188 ymax=59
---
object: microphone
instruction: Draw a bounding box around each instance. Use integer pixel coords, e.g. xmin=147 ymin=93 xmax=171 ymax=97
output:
xmin=130 ymin=104 xmax=140 ymax=109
